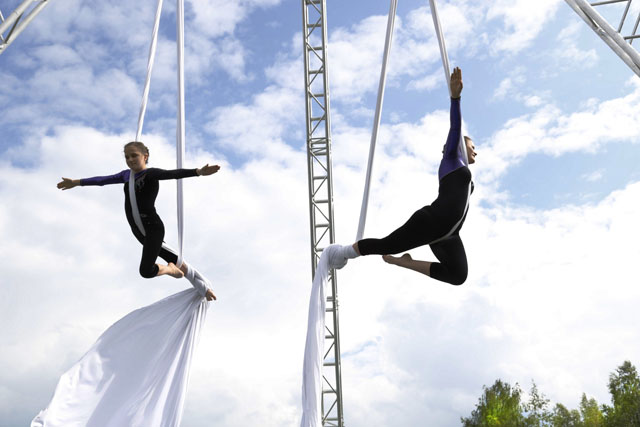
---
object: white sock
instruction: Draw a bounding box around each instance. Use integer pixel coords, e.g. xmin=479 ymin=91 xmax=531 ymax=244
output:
xmin=341 ymin=244 xmax=359 ymax=259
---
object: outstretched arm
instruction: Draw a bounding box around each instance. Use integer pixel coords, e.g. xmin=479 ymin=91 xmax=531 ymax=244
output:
xmin=152 ymin=164 xmax=221 ymax=181
xmin=443 ymin=67 xmax=463 ymax=159
xmin=450 ymin=66 xmax=462 ymax=99
xmin=57 ymin=171 xmax=126 ymax=190
xmin=57 ymin=178 xmax=81 ymax=190
xmin=196 ymin=164 xmax=220 ymax=176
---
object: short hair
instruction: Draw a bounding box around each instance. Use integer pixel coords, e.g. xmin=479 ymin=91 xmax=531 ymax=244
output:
xmin=124 ymin=141 xmax=150 ymax=164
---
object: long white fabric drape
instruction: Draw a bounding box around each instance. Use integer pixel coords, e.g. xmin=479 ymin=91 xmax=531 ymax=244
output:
xmin=356 ymin=0 xmax=398 ymax=242
xmin=175 ymin=0 xmax=186 ymax=267
xmin=31 ymin=289 xmax=208 ymax=427
xmin=429 ymin=0 xmax=468 ymax=165
xmin=300 ymin=249 xmax=332 ymax=427
xmin=135 ymin=0 xmax=164 ymax=143
xmin=33 ymin=0 xmax=212 ymax=425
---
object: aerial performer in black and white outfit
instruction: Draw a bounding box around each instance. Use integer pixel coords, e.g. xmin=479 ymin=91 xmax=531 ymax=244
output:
xmin=334 ymin=67 xmax=477 ymax=285
xmin=57 ymin=141 xmax=218 ymax=300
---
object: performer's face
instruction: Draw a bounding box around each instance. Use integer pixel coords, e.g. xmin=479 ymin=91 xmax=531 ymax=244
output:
xmin=465 ymin=138 xmax=477 ymax=164
xmin=124 ymin=146 xmax=148 ymax=172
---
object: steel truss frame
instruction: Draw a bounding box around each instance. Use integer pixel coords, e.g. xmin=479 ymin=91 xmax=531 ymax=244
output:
xmin=0 ymin=0 xmax=51 ymax=56
xmin=565 ymin=0 xmax=640 ymax=76
xmin=301 ymin=0 xmax=344 ymax=426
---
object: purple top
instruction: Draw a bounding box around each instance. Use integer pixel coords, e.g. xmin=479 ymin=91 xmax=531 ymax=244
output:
xmin=80 ymin=167 xmax=199 ymax=232
xmin=81 ymin=169 xmax=135 ymax=186
xmin=438 ymin=97 xmax=466 ymax=181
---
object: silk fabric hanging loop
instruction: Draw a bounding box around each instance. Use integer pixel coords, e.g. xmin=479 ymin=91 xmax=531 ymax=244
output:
xmin=129 ymin=169 xmax=146 ymax=236
xmin=136 ymin=0 xmax=164 ymax=142
xmin=131 ymin=0 xmax=187 ymax=267
xmin=176 ymin=0 xmax=186 ymax=268
xmin=355 ymin=0 xmax=468 ymax=244
xmin=429 ymin=0 xmax=469 ymax=165
xmin=355 ymin=0 xmax=399 ymax=242
xmin=130 ymin=0 xmax=163 ymax=236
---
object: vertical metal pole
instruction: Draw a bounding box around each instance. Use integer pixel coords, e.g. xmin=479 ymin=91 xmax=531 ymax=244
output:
xmin=301 ymin=0 xmax=343 ymax=425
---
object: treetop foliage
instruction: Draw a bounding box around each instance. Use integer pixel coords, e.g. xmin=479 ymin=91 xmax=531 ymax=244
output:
xmin=461 ymin=360 xmax=640 ymax=427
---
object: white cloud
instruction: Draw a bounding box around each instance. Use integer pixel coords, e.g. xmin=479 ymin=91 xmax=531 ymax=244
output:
xmin=478 ymin=77 xmax=640 ymax=182
xmin=554 ymin=21 xmax=599 ymax=68
xmin=486 ymin=0 xmax=563 ymax=54
xmin=327 ymin=179 xmax=640 ymax=425
xmin=582 ymin=169 xmax=604 ymax=182
xmin=3 ymin=1 xmax=640 ymax=425
xmin=327 ymin=2 xmax=475 ymax=104
xmin=492 ymin=77 xmax=515 ymax=100
xmin=188 ymin=0 xmax=282 ymax=38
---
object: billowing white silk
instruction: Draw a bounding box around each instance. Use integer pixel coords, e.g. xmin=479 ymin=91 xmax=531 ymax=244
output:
xmin=31 ymin=289 xmax=208 ymax=427
xmin=300 ymin=248 xmax=331 ymax=427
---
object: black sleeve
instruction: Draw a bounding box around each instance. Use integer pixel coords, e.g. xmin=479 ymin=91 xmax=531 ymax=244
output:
xmin=147 ymin=168 xmax=199 ymax=180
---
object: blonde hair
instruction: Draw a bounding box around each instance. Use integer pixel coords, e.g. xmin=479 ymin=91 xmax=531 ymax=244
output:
xmin=124 ymin=141 xmax=150 ymax=164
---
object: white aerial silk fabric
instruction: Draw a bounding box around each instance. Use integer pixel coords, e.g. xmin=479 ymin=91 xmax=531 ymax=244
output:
xmin=31 ymin=289 xmax=208 ymax=427
xmin=135 ymin=0 xmax=164 ymax=142
xmin=33 ymin=0 xmax=213 ymax=424
xmin=175 ymin=0 xmax=186 ymax=267
xmin=429 ymin=0 xmax=469 ymax=166
xmin=301 ymin=1 xmax=462 ymax=424
xmin=356 ymin=0 xmax=398 ymax=242
xmin=300 ymin=247 xmax=332 ymax=427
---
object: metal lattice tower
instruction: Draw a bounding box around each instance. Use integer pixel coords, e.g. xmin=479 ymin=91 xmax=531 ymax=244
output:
xmin=0 ymin=0 xmax=51 ymax=56
xmin=565 ymin=0 xmax=640 ymax=76
xmin=301 ymin=0 xmax=344 ymax=426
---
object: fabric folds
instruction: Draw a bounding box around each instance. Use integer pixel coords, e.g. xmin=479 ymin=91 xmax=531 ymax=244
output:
xmin=300 ymin=245 xmax=344 ymax=427
xmin=31 ymin=288 xmax=208 ymax=427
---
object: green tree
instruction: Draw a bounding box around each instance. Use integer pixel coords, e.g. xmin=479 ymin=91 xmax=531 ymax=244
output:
xmin=552 ymin=403 xmax=582 ymax=426
xmin=461 ymin=379 xmax=526 ymax=426
xmin=524 ymin=381 xmax=552 ymax=426
xmin=602 ymin=361 xmax=640 ymax=427
xmin=579 ymin=394 xmax=603 ymax=426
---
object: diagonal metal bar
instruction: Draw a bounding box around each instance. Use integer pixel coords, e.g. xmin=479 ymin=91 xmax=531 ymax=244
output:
xmin=0 ymin=0 xmax=51 ymax=56
xmin=566 ymin=0 xmax=640 ymax=75
xmin=617 ymin=0 xmax=632 ymax=31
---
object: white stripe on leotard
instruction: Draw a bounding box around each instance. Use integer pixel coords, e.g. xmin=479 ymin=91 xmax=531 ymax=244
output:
xmin=428 ymin=180 xmax=472 ymax=246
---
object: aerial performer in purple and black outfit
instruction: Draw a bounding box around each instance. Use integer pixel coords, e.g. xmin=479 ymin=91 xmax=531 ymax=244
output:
xmin=334 ymin=67 xmax=477 ymax=285
xmin=57 ymin=141 xmax=219 ymax=300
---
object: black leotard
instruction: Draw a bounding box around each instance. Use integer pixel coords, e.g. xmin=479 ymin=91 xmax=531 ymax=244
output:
xmin=81 ymin=168 xmax=198 ymax=277
xmin=357 ymin=98 xmax=473 ymax=285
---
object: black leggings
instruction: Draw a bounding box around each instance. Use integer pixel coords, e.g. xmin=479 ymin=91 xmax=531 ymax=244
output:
xmin=357 ymin=207 xmax=468 ymax=285
xmin=131 ymin=218 xmax=179 ymax=279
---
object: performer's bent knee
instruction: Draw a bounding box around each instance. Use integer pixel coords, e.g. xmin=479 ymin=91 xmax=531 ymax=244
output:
xmin=448 ymin=270 xmax=467 ymax=286
xmin=139 ymin=264 xmax=159 ymax=279
xmin=431 ymin=263 xmax=467 ymax=286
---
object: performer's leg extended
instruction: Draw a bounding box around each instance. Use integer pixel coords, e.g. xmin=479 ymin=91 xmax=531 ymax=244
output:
xmin=357 ymin=208 xmax=441 ymax=256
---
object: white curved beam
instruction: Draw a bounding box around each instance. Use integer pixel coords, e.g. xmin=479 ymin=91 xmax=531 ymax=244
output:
xmin=0 ymin=0 xmax=51 ymax=56
xmin=565 ymin=0 xmax=640 ymax=76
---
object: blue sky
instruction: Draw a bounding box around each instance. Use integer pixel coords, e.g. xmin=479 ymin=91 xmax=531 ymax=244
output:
xmin=2 ymin=0 xmax=640 ymax=426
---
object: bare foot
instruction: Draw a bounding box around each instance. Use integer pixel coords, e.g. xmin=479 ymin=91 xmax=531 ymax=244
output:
xmin=167 ymin=263 xmax=184 ymax=278
xmin=382 ymin=253 xmax=413 ymax=266
xmin=205 ymin=288 xmax=217 ymax=301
